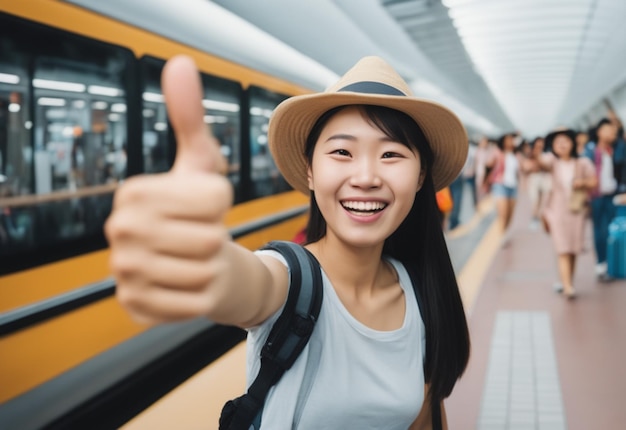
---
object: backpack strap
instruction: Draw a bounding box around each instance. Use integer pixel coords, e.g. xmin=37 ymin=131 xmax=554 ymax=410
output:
xmin=220 ymin=240 xmax=323 ymax=430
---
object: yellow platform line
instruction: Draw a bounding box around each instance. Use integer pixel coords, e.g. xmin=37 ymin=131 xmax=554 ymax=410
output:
xmin=454 ymin=197 xmax=503 ymax=316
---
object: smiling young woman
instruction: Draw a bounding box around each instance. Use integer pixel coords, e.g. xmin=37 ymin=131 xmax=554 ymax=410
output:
xmin=107 ymin=55 xmax=470 ymax=429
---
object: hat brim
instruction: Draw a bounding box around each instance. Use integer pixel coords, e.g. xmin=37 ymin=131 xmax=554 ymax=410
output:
xmin=268 ymin=91 xmax=468 ymax=194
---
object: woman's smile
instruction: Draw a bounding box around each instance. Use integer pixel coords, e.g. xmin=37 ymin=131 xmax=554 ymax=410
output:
xmin=340 ymin=200 xmax=389 ymax=218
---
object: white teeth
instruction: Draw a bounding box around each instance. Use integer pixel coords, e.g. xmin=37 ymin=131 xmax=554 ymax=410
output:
xmin=341 ymin=201 xmax=387 ymax=212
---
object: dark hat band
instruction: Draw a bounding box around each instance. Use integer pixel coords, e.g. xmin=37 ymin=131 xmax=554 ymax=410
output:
xmin=338 ymin=81 xmax=406 ymax=96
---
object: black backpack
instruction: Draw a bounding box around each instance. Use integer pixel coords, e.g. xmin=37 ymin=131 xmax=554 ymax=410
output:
xmin=219 ymin=241 xmax=323 ymax=430
xmin=218 ymin=241 xmax=441 ymax=430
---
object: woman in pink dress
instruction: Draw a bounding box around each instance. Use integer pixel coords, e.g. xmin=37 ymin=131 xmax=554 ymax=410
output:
xmin=541 ymin=129 xmax=597 ymax=299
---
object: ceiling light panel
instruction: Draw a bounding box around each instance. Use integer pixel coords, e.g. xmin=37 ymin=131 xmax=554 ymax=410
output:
xmin=445 ymin=0 xmax=596 ymax=135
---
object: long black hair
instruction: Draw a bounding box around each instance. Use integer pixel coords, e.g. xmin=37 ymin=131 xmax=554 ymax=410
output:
xmin=303 ymin=105 xmax=470 ymax=406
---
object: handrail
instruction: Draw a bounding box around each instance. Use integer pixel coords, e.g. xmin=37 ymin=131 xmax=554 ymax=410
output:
xmin=0 ymin=183 xmax=118 ymax=208
xmin=0 ymin=203 xmax=308 ymax=338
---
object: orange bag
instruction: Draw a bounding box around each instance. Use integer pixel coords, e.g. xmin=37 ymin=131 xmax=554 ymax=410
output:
xmin=436 ymin=187 xmax=453 ymax=213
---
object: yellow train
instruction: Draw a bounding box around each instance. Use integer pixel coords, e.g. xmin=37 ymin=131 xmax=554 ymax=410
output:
xmin=0 ymin=0 xmax=336 ymax=422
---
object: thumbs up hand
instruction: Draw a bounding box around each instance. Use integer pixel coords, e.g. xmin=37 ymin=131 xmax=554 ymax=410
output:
xmin=105 ymin=55 xmax=234 ymax=325
xmin=164 ymin=56 xmax=227 ymax=176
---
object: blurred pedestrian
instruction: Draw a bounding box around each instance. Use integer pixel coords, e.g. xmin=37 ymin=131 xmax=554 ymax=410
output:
xmin=485 ymin=133 xmax=521 ymax=243
xmin=521 ymin=137 xmax=551 ymax=230
xmin=474 ymin=136 xmax=491 ymax=202
xmin=540 ymin=129 xmax=596 ymax=298
xmin=583 ymin=118 xmax=619 ymax=280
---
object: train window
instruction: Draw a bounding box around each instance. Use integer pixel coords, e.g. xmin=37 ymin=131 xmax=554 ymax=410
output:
xmin=199 ymin=73 xmax=242 ymax=199
xmin=139 ymin=58 xmax=243 ymax=198
xmin=33 ymin=58 xmax=128 ymax=191
xmin=0 ymin=13 xmax=133 ymax=264
xmin=0 ymin=29 xmax=33 ymax=199
xmin=140 ymin=57 xmax=171 ymax=173
xmin=248 ymin=86 xmax=292 ymax=198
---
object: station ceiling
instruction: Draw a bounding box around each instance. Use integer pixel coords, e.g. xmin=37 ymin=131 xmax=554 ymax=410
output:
xmin=211 ymin=0 xmax=626 ymax=138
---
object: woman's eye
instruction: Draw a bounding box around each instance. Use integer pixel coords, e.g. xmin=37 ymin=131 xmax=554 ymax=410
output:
xmin=382 ymin=152 xmax=402 ymax=159
xmin=331 ymin=149 xmax=350 ymax=156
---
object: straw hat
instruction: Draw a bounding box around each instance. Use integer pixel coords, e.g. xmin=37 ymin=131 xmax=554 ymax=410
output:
xmin=268 ymin=56 xmax=468 ymax=194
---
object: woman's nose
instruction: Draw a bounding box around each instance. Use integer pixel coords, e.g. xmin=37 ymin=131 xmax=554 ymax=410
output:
xmin=349 ymin=157 xmax=382 ymax=188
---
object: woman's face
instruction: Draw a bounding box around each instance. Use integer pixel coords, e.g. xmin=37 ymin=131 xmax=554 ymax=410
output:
xmin=552 ymin=134 xmax=574 ymax=159
xmin=532 ymin=138 xmax=544 ymax=156
xmin=597 ymin=123 xmax=617 ymax=143
xmin=307 ymin=106 xmax=423 ymax=249
xmin=503 ymin=135 xmax=515 ymax=151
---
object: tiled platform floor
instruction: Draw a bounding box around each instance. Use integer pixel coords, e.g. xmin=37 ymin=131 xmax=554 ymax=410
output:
xmin=447 ymin=191 xmax=626 ymax=430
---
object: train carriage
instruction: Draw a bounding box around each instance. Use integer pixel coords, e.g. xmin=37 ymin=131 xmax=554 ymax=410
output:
xmin=0 ymin=0 xmax=338 ymax=415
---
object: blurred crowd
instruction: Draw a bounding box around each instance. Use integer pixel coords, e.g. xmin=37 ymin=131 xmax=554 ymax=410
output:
xmin=437 ymin=114 xmax=626 ymax=299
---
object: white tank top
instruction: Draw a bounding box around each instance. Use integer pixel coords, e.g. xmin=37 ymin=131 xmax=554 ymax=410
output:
xmin=247 ymin=251 xmax=425 ymax=429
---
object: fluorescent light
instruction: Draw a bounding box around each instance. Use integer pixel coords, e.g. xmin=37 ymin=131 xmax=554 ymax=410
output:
xmin=72 ymin=100 xmax=86 ymax=109
xmin=0 ymin=73 xmax=20 ymax=84
xmin=108 ymin=113 xmax=121 ymax=122
xmin=202 ymin=99 xmax=240 ymax=112
xmin=143 ymin=109 xmax=155 ymax=117
xmin=204 ymin=115 xmax=229 ymax=124
xmin=47 ymin=123 xmax=65 ymax=133
xmin=33 ymin=78 xmax=85 ymax=92
xmin=38 ymin=97 xmax=66 ymax=106
xmin=143 ymin=92 xmax=164 ymax=103
xmin=92 ymin=101 xmax=108 ymax=110
xmin=154 ymin=122 xmax=167 ymax=131
xmin=8 ymin=103 xmax=20 ymax=113
xmin=25 ymin=121 xmax=33 ymax=129
xmin=46 ymin=109 xmax=67 ymax=119
xmin=249 ymin=107 xmax=273 ymax=117
xmin=88 ymin=85 xmax=123 ymax=97
xmin=111 ymin=103 xmax=127 ymax=113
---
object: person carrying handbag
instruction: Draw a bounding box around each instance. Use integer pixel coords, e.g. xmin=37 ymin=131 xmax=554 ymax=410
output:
xmin=540 ymin=129 xmax=597 ymax=299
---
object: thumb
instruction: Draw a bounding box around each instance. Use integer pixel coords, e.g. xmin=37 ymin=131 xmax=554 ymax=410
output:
xmin=162 ymin=55 xmax=226 ymax=174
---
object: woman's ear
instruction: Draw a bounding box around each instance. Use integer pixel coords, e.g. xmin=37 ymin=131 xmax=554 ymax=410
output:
xmin=416 ymin=169 xmax=427 ymax=192
xmin=307 ymin=166 xmax=314 ymax=190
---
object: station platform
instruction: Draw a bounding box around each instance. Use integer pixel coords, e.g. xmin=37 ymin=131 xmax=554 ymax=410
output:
xmin=446 ymin=189 xmax=626 ymax=430
xmin=117 ymin=184 xmax=626 ymax=430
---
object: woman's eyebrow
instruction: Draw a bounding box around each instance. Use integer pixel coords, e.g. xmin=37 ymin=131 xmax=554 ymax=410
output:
xmin=324 ymin=133 xmax=356 ymax=143
xmin=324 ymin=134 xmax=399 ymax=143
